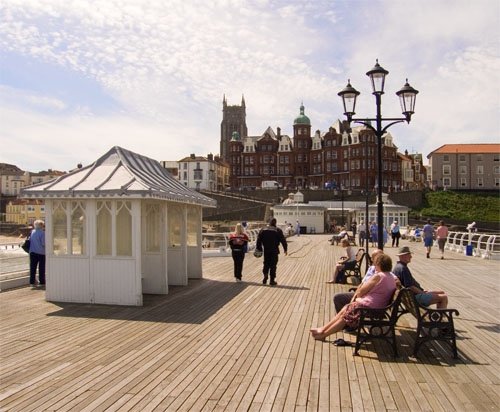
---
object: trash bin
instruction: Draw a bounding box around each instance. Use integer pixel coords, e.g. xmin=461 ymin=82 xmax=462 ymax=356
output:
xmin=465 ymin=245 xmax=473 ymax=256
xmin=300 ymin=226 xmax=307 ymax=234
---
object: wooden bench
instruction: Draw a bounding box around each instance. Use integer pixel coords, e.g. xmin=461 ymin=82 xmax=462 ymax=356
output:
xmin=329 ymin=232 xmax=356 ymax=246
xmin=353 ymin=288 xmax=405 ymax=357
xmin=399 ymin=288 xmax=460 ymax=358
xmin=344 ymin=248 xmax=366 ymax=284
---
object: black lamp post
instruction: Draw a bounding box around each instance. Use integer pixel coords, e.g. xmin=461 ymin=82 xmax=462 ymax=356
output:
xmin=338 ymin=60 xmax=418 ymax=250
xmin=340 ymin=185 xmax=345 ymax=226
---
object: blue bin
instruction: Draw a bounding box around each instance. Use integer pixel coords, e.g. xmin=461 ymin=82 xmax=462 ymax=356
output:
xmin=466 ymin=245 xmax=473 ymax=256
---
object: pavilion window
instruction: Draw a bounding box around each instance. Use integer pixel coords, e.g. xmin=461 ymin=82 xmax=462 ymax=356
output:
xmin=116 ymin=201 xmax=132 ymax=256
xmin=71 ymin=201 xmax=86 ymax=255
xmin=145 ymin=203 xmax=161 ymax=253
xmin=52 ymin=201 xmax=68 ymax=255
xmin=187 ymin=207 xmax=199 ymax=247
xmin=96 ymin=201 xmax=112 ymax=256
xmin=168 ymin=204 xmax=182 ymax=247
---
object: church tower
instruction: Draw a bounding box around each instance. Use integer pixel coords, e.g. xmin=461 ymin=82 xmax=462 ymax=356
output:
xmin=220 ymin=95 xmax=248 ymax=162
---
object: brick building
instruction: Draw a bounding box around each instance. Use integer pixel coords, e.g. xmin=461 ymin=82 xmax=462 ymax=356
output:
xmin=226 ymin=103 xmax=402 ymax=192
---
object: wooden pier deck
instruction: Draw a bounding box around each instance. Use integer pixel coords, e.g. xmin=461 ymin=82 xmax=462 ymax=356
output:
xmin=1 ymin=235 xmax=499 ymax=411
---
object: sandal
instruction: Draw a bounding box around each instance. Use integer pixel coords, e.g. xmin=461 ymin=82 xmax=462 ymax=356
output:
xmin=333 ymin=338 xmax=352 ymax=347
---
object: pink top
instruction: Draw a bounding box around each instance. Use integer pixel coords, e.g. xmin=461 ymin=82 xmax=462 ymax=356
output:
xmin=357 ymin=272 xmax=397 ymax=308
xmin=436 ymin=225 xmax=449 ymax=240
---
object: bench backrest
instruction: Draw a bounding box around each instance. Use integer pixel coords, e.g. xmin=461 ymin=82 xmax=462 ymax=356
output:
xmin=400 ymin=288 xmax=424 ymax=320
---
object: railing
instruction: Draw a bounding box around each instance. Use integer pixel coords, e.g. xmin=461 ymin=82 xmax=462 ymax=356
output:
xmin=445 ymin=231 xmax=500 ymax=260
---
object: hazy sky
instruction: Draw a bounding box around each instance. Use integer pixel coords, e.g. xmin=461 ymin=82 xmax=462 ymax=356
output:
xmin=1 ymin=0 xmax=499 ymax=172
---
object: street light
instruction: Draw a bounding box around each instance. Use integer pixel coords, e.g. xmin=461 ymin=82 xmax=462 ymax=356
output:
xmin=338 ymin=60 xmax=418 ymax=250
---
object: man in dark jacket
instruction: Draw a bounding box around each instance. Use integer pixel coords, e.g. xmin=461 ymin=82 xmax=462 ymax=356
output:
xmin=256 ymin=218 xmax=288 ymax=285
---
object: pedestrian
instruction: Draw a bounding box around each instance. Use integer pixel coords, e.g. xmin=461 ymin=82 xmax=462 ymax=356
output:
xmin=29 ymin=219 xmax=45 ymax=287
xmin=351 ymin=220 xmax=357 ymax=239
xmin=228 ymin=223 xmax=249 ymax=282
xmin=357 ymin=220 xmax=366 ymax=246
xmin=436 ymin=220 xmax=449 ymax=260
xmin=423 ymin=219 xmax=435 ymax=258
xmin=390 ymin=220 xmax=401 ymax=247
xmin=295 ymin=220 xmax=301 ymax=237
xmin=369 ymin=221 xmax=377 ymax=247
xmin=256 ymin=218 xmax=288 ymax=286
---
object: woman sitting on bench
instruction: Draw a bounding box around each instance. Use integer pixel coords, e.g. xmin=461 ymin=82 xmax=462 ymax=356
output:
xmin=311 ymin=253 xmax=397 ymax=341
xmin=326 ymin=238 xmax=357 ymax=283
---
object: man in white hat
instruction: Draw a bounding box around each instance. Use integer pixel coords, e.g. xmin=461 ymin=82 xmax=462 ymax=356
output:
xmin=393 ymin=246 xmax=448 ymax=308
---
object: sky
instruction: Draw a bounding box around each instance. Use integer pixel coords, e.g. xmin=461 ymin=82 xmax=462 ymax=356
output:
xmin=1 ymin=0 xmax=499 ymax=172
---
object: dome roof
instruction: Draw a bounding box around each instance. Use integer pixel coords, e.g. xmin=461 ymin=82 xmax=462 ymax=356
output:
xmin=293 ymin=103 xmax=311 ymax=125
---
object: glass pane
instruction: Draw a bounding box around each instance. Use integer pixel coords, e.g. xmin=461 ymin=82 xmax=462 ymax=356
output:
xmin=71 ymin=202 xmax=86 ymax=255
xmin=96 ymin=201 xmax=112 ymax=255
xmin=168 ymin=204 xmax=182 ymax=247
xmin=145 ymin=203 xmax=161 ymax=253
xmin=187 ymin=207 xmax=199 ymax=247
xmin=52 ymin=201 xmax=67 ymax=255
xmin=116 ymin=201 xmax=132 ymax=256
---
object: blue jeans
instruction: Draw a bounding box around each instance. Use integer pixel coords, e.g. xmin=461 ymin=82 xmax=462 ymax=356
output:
xmin=30 ymin=252 xmax=46 ymax=284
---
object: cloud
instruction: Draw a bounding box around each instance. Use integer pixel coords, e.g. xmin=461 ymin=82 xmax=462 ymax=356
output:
xmin=0 ymin=0 xmax=498 ymax=172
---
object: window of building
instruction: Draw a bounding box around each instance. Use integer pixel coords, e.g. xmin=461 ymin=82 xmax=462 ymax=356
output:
xmin=459 ymin=155 xmax=466 ymax=162
xmin=495 ymin=178 xmax=500 ymax=187
xmin=494 ymin=166 xmax=500 ymax=174
xmin=443 ymin=177 xmax=451 ymax=187
xmin=183 ymin=163 xmax=187 ymax=169
xmin=116 ymin=201 xmax=132 ymax=256
xmin=443 ymin=155 xmax=450 ymax=162
xmin=168 ymin=204 xmax=182 ymax=247
xmin=442 ymin=165 xmax=451 ymax=175
xmin=476 ymin=165 xmax=484 ymax=174
xmin=71 ymin=201 xmax=86 ymax=255
xmin=477 ymin=154 xmax=483 ymax=161
xmin=96 ymin=201 xmax=112 ymax=256
xmin=460 ymin=177 xmax=467 ymax=187
xmin=145 ymin=203 xmax=161 ymax=253
xmin=459 ymin=165 xmax=467 ymax=175
xmin=53 ymin=201 xmax=69 ymax=255
xmin=494 ymin=154 xmax=500 ymax=162
xmin=187 ymin=207 xmax=199 ymax=247
xmin=477 ymin=177 xmax=483 ymax=187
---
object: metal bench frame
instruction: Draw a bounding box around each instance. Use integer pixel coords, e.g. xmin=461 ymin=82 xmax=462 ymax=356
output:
xmin=399 ymin=288 xmax=460 ymax=358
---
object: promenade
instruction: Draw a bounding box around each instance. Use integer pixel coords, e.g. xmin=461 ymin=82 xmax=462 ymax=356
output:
xmin=1 ymin=235 xmax=499 ymax=411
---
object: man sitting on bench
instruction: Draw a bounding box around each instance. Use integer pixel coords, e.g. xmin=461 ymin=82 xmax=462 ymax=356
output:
xmin=393 ymin=246 xmax=448 ymax=308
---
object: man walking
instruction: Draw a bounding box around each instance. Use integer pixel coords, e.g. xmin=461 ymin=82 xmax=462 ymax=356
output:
xmin=423 ymin=219 xmax=435 ymax=258
xmin=256 ymin=218 xmax=288 ymax=286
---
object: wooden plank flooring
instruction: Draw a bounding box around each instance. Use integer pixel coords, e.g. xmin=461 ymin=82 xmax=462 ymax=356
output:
xmin=1 ymin=234 xmax=499 ymax=411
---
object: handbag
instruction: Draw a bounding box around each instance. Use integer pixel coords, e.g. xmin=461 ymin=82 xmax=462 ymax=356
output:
xmin=253 ymin=249 xmax=263 ymax=258
xmin=21 ymin=237 xmax=31 ymax=253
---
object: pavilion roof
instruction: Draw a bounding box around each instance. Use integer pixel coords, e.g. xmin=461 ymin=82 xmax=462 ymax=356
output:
xmin=21 ymin=146 xmax=216 ymax=207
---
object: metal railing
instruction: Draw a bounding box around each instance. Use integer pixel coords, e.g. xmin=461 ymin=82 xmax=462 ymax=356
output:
xmin=445 ymin=231 xmax=500 ymax=259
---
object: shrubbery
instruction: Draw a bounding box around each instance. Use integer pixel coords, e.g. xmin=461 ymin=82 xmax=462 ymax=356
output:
xmin=418 ymin=191 xmax=500 ymax=222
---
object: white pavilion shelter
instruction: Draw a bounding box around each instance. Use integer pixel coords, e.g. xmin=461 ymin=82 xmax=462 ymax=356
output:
xmin=21 ymin=146 xmax=216 ymax=306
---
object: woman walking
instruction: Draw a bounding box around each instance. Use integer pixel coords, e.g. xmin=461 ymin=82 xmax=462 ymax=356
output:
xmin=228 ymin=223 xmax=249 ymax=282
xmin=436 ymin=220 xmax=449 ymax=259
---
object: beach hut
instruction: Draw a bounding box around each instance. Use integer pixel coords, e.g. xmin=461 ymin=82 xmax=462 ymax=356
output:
xmin=21 ymin=146 xmax=216 ymax=306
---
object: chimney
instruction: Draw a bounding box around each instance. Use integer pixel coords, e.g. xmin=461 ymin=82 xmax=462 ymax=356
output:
xmin=277 ymin=127 xmax=281 ymax=138
xmin=190 ymin=153 xmax=195 ymax=159
xmin=207 ymin=153 xmax=213 ymax=161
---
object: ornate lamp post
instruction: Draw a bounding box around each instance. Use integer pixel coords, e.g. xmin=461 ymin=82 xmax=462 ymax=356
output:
xmin=338 ymin=60 xmax=418 ymax=250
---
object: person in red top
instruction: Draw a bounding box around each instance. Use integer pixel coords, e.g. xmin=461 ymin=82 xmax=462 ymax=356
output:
xmin=436 ymin=220 xmax=449 ymax=260
xmin=228 ymin=223 xmax=250 ymax=282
